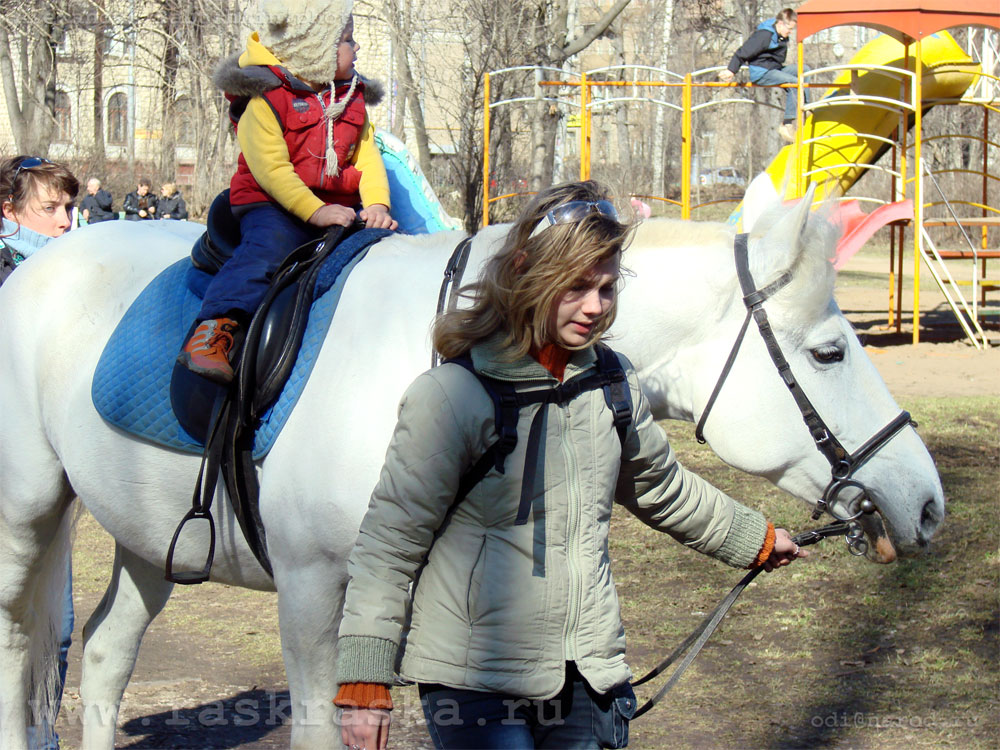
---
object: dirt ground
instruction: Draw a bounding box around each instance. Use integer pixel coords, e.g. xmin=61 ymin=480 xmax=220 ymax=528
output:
xmin=833 ymin=253 xmax=999 ymax=399
xmin=53 ymin=254 xmax=998 ymax=749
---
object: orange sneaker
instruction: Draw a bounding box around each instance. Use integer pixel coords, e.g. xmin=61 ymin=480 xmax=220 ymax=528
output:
xmin=177 ymin=317 xmax=240 ymax=384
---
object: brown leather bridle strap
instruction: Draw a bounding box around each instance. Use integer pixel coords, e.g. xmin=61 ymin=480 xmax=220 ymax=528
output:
xmin=695 ymin=233 xmax=914 ymax=521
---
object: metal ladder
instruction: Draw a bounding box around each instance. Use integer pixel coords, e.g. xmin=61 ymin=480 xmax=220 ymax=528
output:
xmin=917 ymin=160 xmax=990 ymax=350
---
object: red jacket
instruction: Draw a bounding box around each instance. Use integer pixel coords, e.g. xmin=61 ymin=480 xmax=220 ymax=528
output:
xmin=230 ymin=69 xmax=367 ymax=210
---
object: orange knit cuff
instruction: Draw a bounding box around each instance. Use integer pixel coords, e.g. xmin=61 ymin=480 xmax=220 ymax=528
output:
xmin=333 ymin=682 xmax=393 ymax=710
xmin=750 ymin=522 xmax=776 ymax=569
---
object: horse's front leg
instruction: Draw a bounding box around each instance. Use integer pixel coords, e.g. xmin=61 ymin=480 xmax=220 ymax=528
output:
xmin=272 ymin=557 xmax=349 ymax=749
xmin=79 ymin=543 xmax=174 ymax=750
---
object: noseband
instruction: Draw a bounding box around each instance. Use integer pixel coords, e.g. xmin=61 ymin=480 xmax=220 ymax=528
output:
xmin=694 ymin=233 xmax=915 ymax=554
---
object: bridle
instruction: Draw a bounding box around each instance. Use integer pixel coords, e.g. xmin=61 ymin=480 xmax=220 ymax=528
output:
xmin=695 ymin=233 xmax=916 ymax=550
xmin=630 ymin=233 xmax=918 ymax=719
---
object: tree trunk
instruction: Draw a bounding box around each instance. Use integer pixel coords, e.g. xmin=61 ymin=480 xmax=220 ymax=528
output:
xmin=0 ymin=24 xmax=27 ymax=150
xmin=93 ymin=1 xmax=106 ymax=162
xmin=612 ymin=31 xmax=631 ymax=180
xmin=652 ymin=0 xmax=673 ymax=193
xmin=388 ymin=0 xmax=432 ymax=175
xmin=396 ymin=47 xmax=432 ymax=175
xmin=528 ymin=0 xmax=633 ymax=189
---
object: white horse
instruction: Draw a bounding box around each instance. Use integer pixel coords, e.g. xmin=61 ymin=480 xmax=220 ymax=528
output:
xmin=0 ymin=194 xmax=944 ymax=749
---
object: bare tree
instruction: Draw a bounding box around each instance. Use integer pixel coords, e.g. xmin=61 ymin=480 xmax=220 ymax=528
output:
xmin=0 ymin=0 xmax=69 ymax=154
xmin=382 ymin=0 xmax=433 ymax=175
xmin=526 ymin=0 xmax=632 ymax=191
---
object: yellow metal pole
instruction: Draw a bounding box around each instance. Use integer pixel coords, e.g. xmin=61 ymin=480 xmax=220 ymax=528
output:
xmin=796 ymin=41 xmax=804 ymax=199
xmin=580 ymin=73 xmax=590 ymax=181
xmin=983 ymin=107 xmax=990 ymax=307
xmin=912 ymin=38 xmax=922 ymax=344
xmin=897 ymin=48 xmax=910 ymax=333
xmin=681 ymin=73 xmax=692 ymax=220
xmin=889 ymin=145 xmax=897 ymax=328
xmin=482 ymin=72 xmax=491 ymax=227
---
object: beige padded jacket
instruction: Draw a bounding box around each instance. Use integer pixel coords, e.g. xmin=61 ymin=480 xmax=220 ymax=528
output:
xmin=336 ymin=336 xmax=768 ymax=700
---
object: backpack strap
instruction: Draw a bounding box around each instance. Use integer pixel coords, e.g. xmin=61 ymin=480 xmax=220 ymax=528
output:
xmin=445 ymin=354 xmax=521 ymax=507
xmin=593 ymin=343 xmax=633 ymax=447
xmin=444 ymin=344 xmax=635 ymax=516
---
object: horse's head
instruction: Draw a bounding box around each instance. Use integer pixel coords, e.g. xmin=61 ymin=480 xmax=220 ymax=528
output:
xmin=617 ymin=194 xmax=944 ymax=562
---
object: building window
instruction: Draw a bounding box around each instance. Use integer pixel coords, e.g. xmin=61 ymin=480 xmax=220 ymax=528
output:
xmin=107 ymin=92 xmax=128 ymax=145
xmin=103 ymin=27 xmax=132 ymax=57
xmin=55 ymin=32 xmax=70 ymax=56
xmin=54 ymin=91 xmax=71 ymax=142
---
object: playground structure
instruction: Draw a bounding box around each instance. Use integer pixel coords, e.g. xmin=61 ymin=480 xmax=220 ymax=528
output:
xmin=482 ymin=3 xmax=999 ymax=347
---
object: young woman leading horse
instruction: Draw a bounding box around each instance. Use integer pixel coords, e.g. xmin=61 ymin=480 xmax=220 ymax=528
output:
xmin=335 ymin=181 xmax=806 ymax=750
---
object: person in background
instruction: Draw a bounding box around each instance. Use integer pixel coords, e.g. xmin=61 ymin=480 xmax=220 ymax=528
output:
xmin=0 ymin=154 xmax=79 ymax=749
xmin=2 ymin=155 xmax=78 ymax=281
xmin=79 ymin=177 xmax=116 ymax=224
xmin=718 ymin=8 xmax=808 ymax=144
xmin=335 ymin=180 xmax=806 ymax=750
xmin=158 ymin=182 xmax=188 ymax=220
xmin=122 ymin=178 xmax=157 ymax=220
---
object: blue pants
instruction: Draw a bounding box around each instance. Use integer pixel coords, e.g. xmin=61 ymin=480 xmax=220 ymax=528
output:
xmin=751 ymin=64 xmax=811 ymax=123
xmin=198 ymin=204 xmax=324 ymax=320
xmin=31 ymin=560 xmax=72 ymax=749
xmin=58 ymin=560 xmax=73 ymax=700
xmin=419 ymin=663 xmax=635 ymax=749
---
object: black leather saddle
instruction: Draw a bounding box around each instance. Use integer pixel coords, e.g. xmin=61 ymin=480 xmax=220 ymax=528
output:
xmin=167 ymin=191 xmax=366 ymax=584
xmin=190 ymin=188 xmax=241 ymax=274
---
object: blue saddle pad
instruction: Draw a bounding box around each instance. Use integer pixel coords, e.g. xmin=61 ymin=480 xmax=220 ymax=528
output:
xmin=92 ymin=229 xmax=392 ymax=459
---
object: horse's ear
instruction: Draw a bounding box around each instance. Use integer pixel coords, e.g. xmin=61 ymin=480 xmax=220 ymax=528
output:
xmin=750 ymin=184 xmax=817 ymax=281
xmin=741 ymin=173 xmax=780 ymax=234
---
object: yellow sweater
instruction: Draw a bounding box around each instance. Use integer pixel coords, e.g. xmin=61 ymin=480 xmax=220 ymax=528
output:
xmin=236 ymin=33 xmax=391 ymax=222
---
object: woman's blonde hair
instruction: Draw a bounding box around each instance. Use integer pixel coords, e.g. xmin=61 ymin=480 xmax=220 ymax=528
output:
xmin=433 ymin=180 xmax=634 ymax=360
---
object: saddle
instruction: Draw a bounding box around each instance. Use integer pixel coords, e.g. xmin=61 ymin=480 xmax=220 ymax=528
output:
xmin=166 ymin=193 xmax=391 ymax=583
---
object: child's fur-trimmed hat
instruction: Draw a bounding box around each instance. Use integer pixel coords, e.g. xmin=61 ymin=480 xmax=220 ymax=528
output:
xmin=251 ymin=0 xmax=353 ymax=83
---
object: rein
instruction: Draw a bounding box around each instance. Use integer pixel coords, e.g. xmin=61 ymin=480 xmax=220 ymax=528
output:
xmin=633 ymin=233 xmax=916 ymax=719
xmin=631 ymin=520 xmax=857 ymax=718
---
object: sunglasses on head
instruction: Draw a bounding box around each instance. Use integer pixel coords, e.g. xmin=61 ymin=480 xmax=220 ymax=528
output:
xmin=11 ymin=156 xmax=51 ymax=184
xmin=528 ymin=199 xmax=619 ymax=239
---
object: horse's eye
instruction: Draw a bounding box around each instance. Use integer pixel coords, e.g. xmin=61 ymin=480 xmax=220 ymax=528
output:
xmin=811 ymin=345 xmax=844 ymax=364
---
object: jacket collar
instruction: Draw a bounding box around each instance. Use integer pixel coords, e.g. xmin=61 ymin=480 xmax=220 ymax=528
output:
xmin=470 ymin=333 xmax=597 ymax=384
xmin=1 ymin=217 xmax=51 ymax=259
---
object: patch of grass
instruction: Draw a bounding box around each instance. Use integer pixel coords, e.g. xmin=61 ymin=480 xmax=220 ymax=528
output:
xmin=620 ymin=396 xmax=999 ymax=749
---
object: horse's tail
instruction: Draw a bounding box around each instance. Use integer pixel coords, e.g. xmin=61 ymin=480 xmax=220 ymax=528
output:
xmin=25 ymin=501 xmax=76 ymax=743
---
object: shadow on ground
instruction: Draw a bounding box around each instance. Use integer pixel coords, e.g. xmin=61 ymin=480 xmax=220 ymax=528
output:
xmin=119 ymin=688 xmax=291 ymax=749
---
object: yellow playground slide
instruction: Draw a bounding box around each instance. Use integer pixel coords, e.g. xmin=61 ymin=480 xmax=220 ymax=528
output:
xmin=728 ymin=31 xmax=980 ymax=226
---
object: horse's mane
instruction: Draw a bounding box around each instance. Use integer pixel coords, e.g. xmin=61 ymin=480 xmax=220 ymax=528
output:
xmin=628 ymin=209 xmax=840 ymax=335
xmin=632 ymin=218 xmax=733 ymax=250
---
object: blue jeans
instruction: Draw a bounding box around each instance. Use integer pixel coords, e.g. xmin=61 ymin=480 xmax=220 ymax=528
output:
xmin=751 ymin=64 xmax=811 ymax=122
xmin=31 ymin=560 xmax=72 ymax=749
xmin=419 ymin=663 xmax=636 ymax=749
xmin=198 ymin=203 xmax=324 ymax=320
